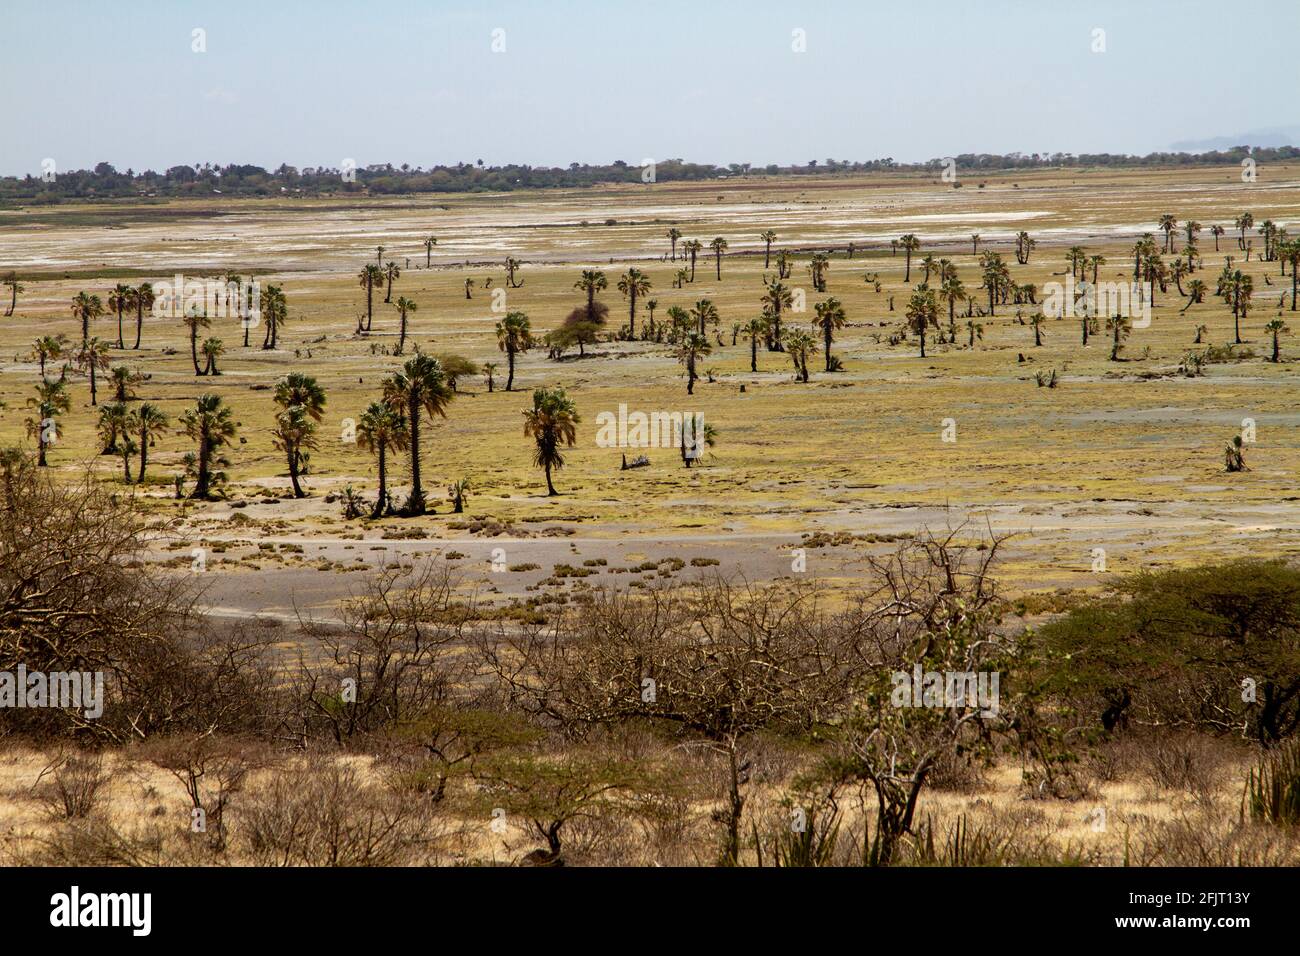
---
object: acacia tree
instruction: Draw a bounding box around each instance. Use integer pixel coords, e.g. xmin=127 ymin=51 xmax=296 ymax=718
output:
xmin=522 ymin=387 xmax=579 ymax=497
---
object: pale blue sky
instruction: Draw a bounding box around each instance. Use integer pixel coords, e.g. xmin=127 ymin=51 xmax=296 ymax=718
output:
xmin=2 ymin=0 xmax=1297 ymax=176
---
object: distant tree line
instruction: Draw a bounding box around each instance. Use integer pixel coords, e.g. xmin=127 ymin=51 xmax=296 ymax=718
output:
xmin=3 ymin=146 xmax=1298 ymax=203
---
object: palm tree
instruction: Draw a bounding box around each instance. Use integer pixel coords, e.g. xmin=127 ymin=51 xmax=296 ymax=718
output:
xmin=183 ymin=307 xmax=212 ymax=374
xmin=645 ymin=299 xmax=659 ymax=336
xmin=1193 ymin=323 xmax=1208 ymax=344
xmin=966 ymin=320 xmax=984 ymax=348
xmin=132 ymin=282 xmax=155 ymax=349
xmin=783 ymin=328 xmax=815 ymax=382
xmin=970 ymin=234 xmax=980 ymax=256
xmin=1265 ymin=318 xmax=1289 ymax=362
xmin=495 ymin=311 xmax=534 ymax=391
xmin=275 ymin=371 xmax=327 ymax=422
xmin=1285 ymin=240 xmax=1300 ymax=311
xmin=683 ymin=239 xmax=703 ymax=281
xmin=808 ymin=253 xmax=830 ymax=293
xmin=109 ymin=364 xmax=140 ymax=402
xmin=259 ymin=283 xmax=287 ymax=349
xmin=522 ymin=387 xmax=579 ymax=496
xmin=394 ymin=296 xmax=417 ymax=354
xmin=761 ymin=280 xmax=793 ymax=350
xmin=760 ymin=230 xmax=777 ymax=268
xmin=357 ymin=401 xmax=409 ymax=518
xmin=202 ymin=337 xmax=225 ymax=375
xmin=899 ymin=234 xmax=920 ymax=282
xmin=31 ymin=335 xmax=68 ymax=382
xmin=616 ymin=268 xmax=651 ymax=336
xmin=1088 ymin=255 xmax=1106 ymax=284
xmin=1210 ymin=225 xmax=1225 ymax=252
xmin=382 ymin=354 xmax=455 ymax=515
xmin=74 ymin=338 xmax=111 ymax=405
xmin=447 ymin=478 xmax=470 ymax=513
xmin=1237 ymin=212 xmax=1254 ymax=251
xmin=1029 ymin=312 xmax=1046 ymax=346
xmin=505 ymin=257 xmax=524 ymax=288
xmin=920 ymin=254 xmax=938 ymax=284
xmin=681 ymin=420 xmax=716 ymax=469
xmin=97 ymin=401 xmax=130 ymax=457
xmin=690 ymin=298 xmax=719 ymax=337
xmin=710 ymin=237 xmax=729 ymax=280
xmin=134 ymin=402 xmax=168 ymax=483
xmin=675 ymin=332 xmax=711 ymax=394
xmin=1222 ymin=269 xmax=1253 ymax=343
xmin=70 ymin=291 xmax=106 ymax=347
xmin=376 ymin=244 xmax=386 ymax=268
xmin=424 ymin=236 xmax=437 ymax=267
xmin=358 ymin=265 xmax=383 ymax=332
xmin=107 ymin=283 xmax=132 ymax=349
xmin=939 ymin=275 xmax=966 ymax=342
xmin=25 ymin=377 xmax=70 ymax=466
xmin=906 ymin=285 xmax=939 ymax=358
xmin=1106 ymin=314 xmax=1131 ymax=361
xmin=574 ymin=270 xmax=607 ymax=322
xmin=667 ymin=227 xmax=682 ymax=262
xmin=383 ymin=261 xmax=401 ymax=303
xmin=2 ymin=272 xmax=22 ymax=317
xmin=1158 ymin=214 xmax=1177 ymax=253
xmin=272 ymin=405 xmax=318 ymax=499
xmin=813 ymin=297 xmax=846 ymax=371
xmin=179 ymin=394 xmax=238 ymax=500
xmin=482 ymin=362 xmax=498 ymax=392
xmin=743 ymin=316 xmax=769 ymax=372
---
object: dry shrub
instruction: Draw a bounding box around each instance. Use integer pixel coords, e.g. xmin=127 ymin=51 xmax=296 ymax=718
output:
xmin=1128 ymin=807 xmax=1300 ymax=866
xmin=1141 ymin=732 xmax=1238 ymax=797
xmin=236 ymin=759 xmax=442 ymax=866
xmin=33 ymin=751 xmax=111 ymax=820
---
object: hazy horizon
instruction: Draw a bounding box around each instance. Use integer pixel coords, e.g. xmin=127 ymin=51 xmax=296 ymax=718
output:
xmin=2 ymin=0 xmax=1298 ymax=178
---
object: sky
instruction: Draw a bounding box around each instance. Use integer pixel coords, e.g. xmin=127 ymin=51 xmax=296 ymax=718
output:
xmin=2 ymin=0 xmax=1297 ymax=177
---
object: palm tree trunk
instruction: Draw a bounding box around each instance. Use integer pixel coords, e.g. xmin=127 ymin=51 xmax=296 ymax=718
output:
xmin=191 ymin=333 xmax=202 ymax=374
xmin=750 ymin=339 xmax=757 ymax=372
xmin=545 ymin=460 xmax=557 ymax=497
xmin=117 ymin=309 xmax=124 ymax=349
xmin=407 ymin=399 xmax=424 ymax=514
xmin=506 ymin=349 xmax=515 ymax=391
xmin=138 ymin=428 xmax=149 ymax=481
xmin=288 ymin=446 xmax=304 ymax=498
xmin=372 ymin=446 xmax=388 ymax=518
